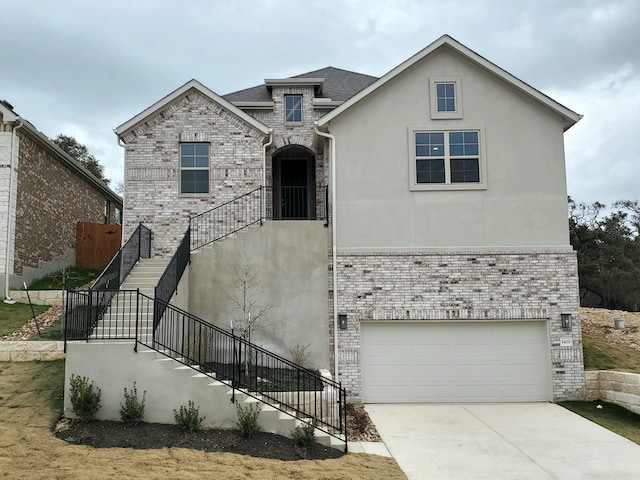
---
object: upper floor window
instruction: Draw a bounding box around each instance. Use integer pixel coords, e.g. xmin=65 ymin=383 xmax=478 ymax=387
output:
xmin=180 ymin=143 xmax=209 ymax=194
xmin=430 ymin=78 xmax=462 ymax=119
xmin=285 ymin=95 xmax=302 ymax=123
xmin=436 ymin=83 xmax=456 ymax=112
xmin=409 ymin=128 xmax=486 ymax=191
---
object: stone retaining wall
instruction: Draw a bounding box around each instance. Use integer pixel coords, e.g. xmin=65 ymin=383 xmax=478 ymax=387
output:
xmin=10 ymin=290 xmax=64 ymax=306
xmin=584 ymin=370 xmax=640 ymax=415
xmin=0 ymin=341 xmax=65 ymax=361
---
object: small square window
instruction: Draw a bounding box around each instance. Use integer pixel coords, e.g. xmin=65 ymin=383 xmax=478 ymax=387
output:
xmin=180 ymin=143 xmax=209 ymax=194
xmin=436 ymin=83 xmax=456 ymax=112
xmin=430 ymin=78 xmax=462 ymax=119
xmin=285 ymin=95 xmax=302 ymax=123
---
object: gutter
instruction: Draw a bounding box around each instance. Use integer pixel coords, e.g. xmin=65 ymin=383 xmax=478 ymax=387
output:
xmin=314 ymin=123 xmax=339 ymax=381
xmin=262 ymin=130 xmax=273 ymax=221
xmin=4 ymin=118 xmax=23 ymax=303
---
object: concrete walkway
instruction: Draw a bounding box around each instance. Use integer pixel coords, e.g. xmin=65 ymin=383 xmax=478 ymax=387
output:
xmin=365 ymin=403 xmax=640 ymax=480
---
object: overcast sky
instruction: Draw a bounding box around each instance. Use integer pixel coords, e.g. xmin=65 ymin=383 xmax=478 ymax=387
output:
xmin=2 ymin=0 xmax=639 ymax=206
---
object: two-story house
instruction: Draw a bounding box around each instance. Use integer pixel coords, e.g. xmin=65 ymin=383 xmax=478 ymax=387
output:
xmin=113 ymin=35 xmax=584 ymax=404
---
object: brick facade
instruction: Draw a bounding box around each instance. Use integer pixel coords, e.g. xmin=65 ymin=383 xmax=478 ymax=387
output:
xmin=331 ymin=250 xmax=584 ymax=401
xmin=13 ymin=131 xmax=118 ymax=277
xmin=122 ymin=90 xmax=267 ymax=256
xmin=241 ymin=86 xmax=328 ymax=205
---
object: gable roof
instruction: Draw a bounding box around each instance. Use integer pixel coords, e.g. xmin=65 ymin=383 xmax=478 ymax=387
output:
xmin=223 ymin=67 xmax=378 ymax=103
xmin=317 ymin=35 xmax=582 ymax=131
xmin=0 ymin=101 xmax=122 ymax=205
xmin=114 ymin=79 xmax=270 ymax=138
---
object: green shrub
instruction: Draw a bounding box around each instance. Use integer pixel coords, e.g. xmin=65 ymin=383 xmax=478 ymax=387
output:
xmin=69 ymin=374 xmax=102 ymax=422
xmin=236 ymin=402 xmax=262 ymax=438
xmin=119 ymin=382 xmax=146 ymax=427
xmin=174 ymin=400 xmax=205 ymax=432
xmin=291 ymin=420 xmax=316 ymax=458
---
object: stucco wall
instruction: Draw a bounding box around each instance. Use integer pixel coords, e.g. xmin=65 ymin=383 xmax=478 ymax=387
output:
xmin=188 ymin=221 xmax=330 ymax=369
xmin=121 ymin=90 xmax=267 ymax=257
xmin=328 ymin=48 xmax=571 ymax=251
xmin=332 ymin=250 xmax=584 ymax=401
xmin=64 ymin=342 xmax=237 ymax=427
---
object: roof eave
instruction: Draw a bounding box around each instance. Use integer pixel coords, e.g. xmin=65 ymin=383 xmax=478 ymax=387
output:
xmin=115 ymin=79 xmax=270 ymax=139
xmin=20 ymin=120 xmax=122 ymax=205
xmin=318 ymin=34 xmax=582 ymax=129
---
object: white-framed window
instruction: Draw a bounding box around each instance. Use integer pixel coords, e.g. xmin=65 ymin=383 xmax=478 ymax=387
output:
xmin=409 ymin=128 xmax=487 ymax=191
xmin=430 ymin=78 xmax=462 ymax=119
xmin=285 ymin=95 xmax=302 ymax=123
xmin=180 ymin=143 xmax=210 ymax=194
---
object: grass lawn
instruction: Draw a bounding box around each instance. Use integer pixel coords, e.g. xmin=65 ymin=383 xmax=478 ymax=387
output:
xmin=29 ymin=315 xmax=63 ymax=341
xmin=28 ymin=267 xmax=100 ymax=290
xmin=583 ymin=334 xmax=640 ymax=374
xmin=559 ymin=401 xmax=640 ymax=445
xmin=559 ymin=332 xmax=640 ymax=445
xmin=0 ymin=361 xmax=407 ymax=480
xmin=0 ymin=302 xmax=48 ymax=336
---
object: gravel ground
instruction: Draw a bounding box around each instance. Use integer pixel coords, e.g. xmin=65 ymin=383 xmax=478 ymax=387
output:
xmin=580 ymin=307 xmax=640 ymax=352
xmin=0 ymin=305 xmax=62 ymax=341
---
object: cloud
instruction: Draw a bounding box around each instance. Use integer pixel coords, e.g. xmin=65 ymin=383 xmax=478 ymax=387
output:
xmin=1 ymin=0 xmax=638 ymax=203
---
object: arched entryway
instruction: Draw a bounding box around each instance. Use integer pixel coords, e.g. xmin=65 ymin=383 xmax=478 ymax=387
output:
xmin=272 ymin=146 xmax=316 ymax=220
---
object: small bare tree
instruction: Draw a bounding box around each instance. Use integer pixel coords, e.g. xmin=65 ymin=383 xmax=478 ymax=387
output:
xmin=227 ymin=243 xmax=272 ymax=376
xmin=227 ymin=243 xmax=272 ymax=344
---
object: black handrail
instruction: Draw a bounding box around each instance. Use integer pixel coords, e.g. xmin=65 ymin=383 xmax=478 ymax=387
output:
xmin=64 ymin=224 xmax=151 ymax=350
xmin=189 ymin=186 xmax=328 ymax=251
xmin=190 ymin=187 xmax=263 ymax=251
xmin=154 ymin=225 xmax=190 ymax=328
xmin=64 ymin=288 xmax=347 ymax=449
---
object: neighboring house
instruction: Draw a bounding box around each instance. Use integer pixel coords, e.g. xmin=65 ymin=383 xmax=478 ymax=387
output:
xmin=114 ymin=35 xmax=584 ymax=403
xmin=0 ymin=100 xmax=122 ymax=300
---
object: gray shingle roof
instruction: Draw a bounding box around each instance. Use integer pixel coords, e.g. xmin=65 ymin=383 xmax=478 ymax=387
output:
xmin=223 ymin=67 xmax=378 ymax=103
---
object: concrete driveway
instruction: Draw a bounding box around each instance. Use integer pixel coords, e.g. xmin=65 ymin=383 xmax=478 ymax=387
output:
xmin=365 ymin=403 xmax=640 ymax=480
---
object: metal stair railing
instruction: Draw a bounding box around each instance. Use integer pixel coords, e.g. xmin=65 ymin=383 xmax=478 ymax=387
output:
xmin=68 ymin=288 xmax=347 ymax=449
xmin=64 ymin=224 xmax=151 ymax=350
xmin=142 ymin=293 xmax=347 ymax=450
xmin=190 ymin=187 xmax=263 ymax=251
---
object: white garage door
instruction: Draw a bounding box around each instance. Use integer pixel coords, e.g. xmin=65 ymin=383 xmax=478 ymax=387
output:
xmin=360 ymin=321 xmax=551 ymax=403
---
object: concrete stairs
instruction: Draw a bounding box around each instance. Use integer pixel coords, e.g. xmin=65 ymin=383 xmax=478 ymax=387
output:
xmin=141 ymin=347 xmax=346 ymax=451
xmin=93 ymin=258 xmax=170 ymax=339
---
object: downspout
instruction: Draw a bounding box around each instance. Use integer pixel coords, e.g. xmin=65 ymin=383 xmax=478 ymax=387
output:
xmin=4 ymin=118 xmax=23 ymax=304
xmin=262 ymin=130 xmax=273 ymax=222
xmin=116 ymin=136 xmax=127 ymax=244
xmin=314 ymin=123 xmax=338 ymax=381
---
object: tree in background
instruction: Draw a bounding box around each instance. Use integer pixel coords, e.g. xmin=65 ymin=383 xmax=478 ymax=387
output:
xmin=52 ymin=134 xmax=110 ymax=185
xmin=569 ymin=197 xmax=640 ymax=311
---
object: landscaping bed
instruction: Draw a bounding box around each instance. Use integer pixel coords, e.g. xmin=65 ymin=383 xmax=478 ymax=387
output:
xmin=54 ymin=419 xmax=344 ymax=460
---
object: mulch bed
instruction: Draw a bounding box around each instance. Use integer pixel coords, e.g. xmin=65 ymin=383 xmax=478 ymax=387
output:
xmin=54 ymin=419 xmax=345 ymax=461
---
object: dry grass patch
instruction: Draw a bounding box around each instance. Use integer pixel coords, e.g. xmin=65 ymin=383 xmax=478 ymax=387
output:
xmin=0 ymin=361 xmax=406 ymax=480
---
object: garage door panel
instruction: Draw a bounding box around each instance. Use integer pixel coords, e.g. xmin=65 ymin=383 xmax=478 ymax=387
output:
xmin=361 ymin=321 xmax=551 ymax=403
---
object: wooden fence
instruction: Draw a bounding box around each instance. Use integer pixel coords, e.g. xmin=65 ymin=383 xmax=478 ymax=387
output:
xmin=76 ymin=222 xmax=122 ymax=270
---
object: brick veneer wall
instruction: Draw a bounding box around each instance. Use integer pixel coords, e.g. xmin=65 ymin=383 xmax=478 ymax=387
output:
xmin=244 ymin=86 xmax=328 ymax=193
xmin=331 ymin=250 xmax=584 ymax=401
xmin=122 ymin=90 xmax=267 ymax=256
xmin=13 ymin=132 xmax=111 ymax=276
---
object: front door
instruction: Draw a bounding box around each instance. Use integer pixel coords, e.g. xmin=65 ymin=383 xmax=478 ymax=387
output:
xmin=273 ymin=149 xmax=315 ymax=219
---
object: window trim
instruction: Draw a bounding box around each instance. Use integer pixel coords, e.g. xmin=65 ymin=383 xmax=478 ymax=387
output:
xmin=180 ymin=142 xmax=210 ymax=195
xmin=430 ymin=77 xmax=463 ymax=119
xmin=408 ymin=126 xmax=487 ymax=191
xmin=284 ymin=94 xmax=303 ymax=123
